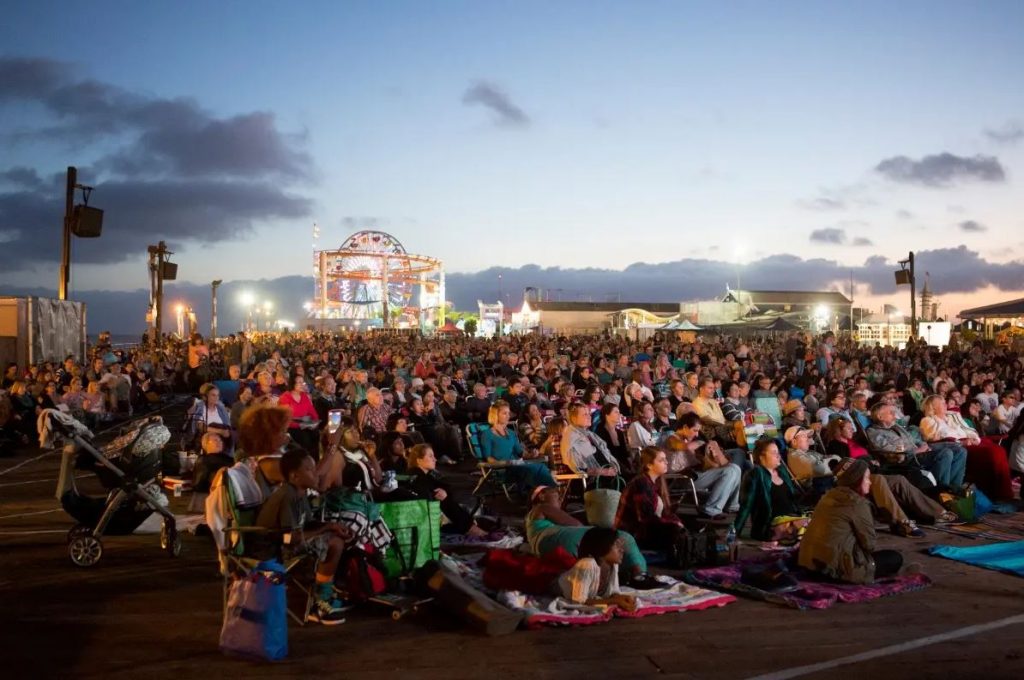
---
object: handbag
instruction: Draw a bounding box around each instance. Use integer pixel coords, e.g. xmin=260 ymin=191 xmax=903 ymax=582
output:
xmin=584 ymin=478 xmax=623 ymax=528
xmin=220 ymin=560 xmax=288 ymax=661
xmin=670 ymin=523 xmax=720 ymax=569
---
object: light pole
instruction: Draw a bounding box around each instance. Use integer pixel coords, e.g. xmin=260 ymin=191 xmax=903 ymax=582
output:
xmin=211 ymin=280 xmax=221 ymax=340
xmin=263 ymin=302 xmax=273 ymax=333
xmin=239 ymin=292 xmax=255 ymax=333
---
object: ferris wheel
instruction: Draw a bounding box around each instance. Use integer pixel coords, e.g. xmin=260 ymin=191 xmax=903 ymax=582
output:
xmin=326 ymin=230 xmax=414 ymax=319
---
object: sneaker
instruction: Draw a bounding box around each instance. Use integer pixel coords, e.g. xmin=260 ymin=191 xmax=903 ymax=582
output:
xmin=308 ymin=598 xmax=349 ymax=625
xmin=628 ymin=573 xmax=663 ymax=591
xmin=438 ymin=455 xmax=457 ymax=465
xmin=701 ymin=512 xmax=728 ymax=522
xmin=936 ymin=511 xmax=959 ymax=524
xmin=892 ymin=521 xmax=925 ymax=539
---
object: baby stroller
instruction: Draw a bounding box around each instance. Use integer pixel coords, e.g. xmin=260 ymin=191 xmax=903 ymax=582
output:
xmin=42 ymin=409 xmax=178 ymax=567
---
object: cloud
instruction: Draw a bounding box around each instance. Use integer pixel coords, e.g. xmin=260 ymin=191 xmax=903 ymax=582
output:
xmin=462 ymin=81 xmax=530 ymax=127
xmin=340 ymin=216 xmax=383 ymax=230
xmin=874 ymin=152 xmax=1005 ymax=187
xmin=984 ymin=120 xmax=1024 ymax=145
xmin=0 ymin=56 xmax=315 ymax=268
xmin=852 ymin=237 xmax=874 ymax=246
xmin=809 ymin=228 xmax=846 ymax=244
xmin=0 ymin=56 xmax=311 ymax=180
xmin=959 ymin=220 xmax=987 ymax=233
xmin=895 ymin=209 xmax=913 ymax=220
xmin=0 ymin=166 xmax=45 ymax=190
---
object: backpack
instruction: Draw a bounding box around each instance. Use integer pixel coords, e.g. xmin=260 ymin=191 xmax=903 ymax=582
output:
xmin=669 ymin=523 xmax=720 ymax=569
xmin=339 ymin=546 xmax=388 ymax=601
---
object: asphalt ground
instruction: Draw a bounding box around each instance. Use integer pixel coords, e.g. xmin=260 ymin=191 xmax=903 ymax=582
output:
xmin=2 ymin=405 xmax=1023 ymax=679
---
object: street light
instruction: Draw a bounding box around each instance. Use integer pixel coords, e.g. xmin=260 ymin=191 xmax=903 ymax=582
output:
xmin=239 ymin=292 xmax=255 ymax=332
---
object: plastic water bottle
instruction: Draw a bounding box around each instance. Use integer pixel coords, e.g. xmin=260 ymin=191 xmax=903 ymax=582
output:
xmin=726 ymin=526 xmax=738 ymax=562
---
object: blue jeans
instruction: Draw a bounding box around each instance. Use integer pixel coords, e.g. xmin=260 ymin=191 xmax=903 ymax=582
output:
xmin=694 ymin=463 xmax=742 ymax=515
xmin=920 ymin=443 xmax=967 ymax=489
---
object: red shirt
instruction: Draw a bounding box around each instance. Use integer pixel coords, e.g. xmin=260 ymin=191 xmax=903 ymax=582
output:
xmin=279 ymin=391 xmax=318 ymax=428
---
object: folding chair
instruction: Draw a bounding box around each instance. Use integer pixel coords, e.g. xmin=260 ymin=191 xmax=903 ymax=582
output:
xmin=548 ymin=433 xmax=588 ymax=504
xmin=465 ymin=422 xmax=513 ymax=501
xmin=217 ymin=472 xmax=318 ymax=626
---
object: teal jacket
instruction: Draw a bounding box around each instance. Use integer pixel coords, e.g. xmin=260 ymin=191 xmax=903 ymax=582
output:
xmin=732 ymin=465 xmax=800 ymax=541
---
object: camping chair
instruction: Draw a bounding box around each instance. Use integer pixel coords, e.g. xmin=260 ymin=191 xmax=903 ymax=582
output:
xmin=548 ymin=433 xmax=588 ymax=504
xmin=752 ymin=397 xmax=783 ymax=437
xmin=465 ymin=422 xmax=513 ymax=501
xmin=217 ymin=470 xmax=318 ymax=626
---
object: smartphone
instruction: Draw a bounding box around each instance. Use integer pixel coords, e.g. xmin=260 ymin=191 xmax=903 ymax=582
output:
xmin=327 ymin=409 xmax=343 ymax=434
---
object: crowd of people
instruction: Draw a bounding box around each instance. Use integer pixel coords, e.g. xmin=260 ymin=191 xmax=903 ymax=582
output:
xmin=5 ymin=325 xmax=1024 ymax=622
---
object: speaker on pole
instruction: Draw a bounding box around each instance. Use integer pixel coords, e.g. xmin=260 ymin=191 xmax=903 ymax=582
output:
xmin=71 ymin=205 xmax=103 ymax=238
xmin=161 ymin=262 xmax=178 ymax=280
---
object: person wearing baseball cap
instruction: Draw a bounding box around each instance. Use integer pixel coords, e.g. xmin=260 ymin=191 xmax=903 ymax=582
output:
xmin=785 ymin=426 xmax=841 ymax=484
xmin=798 ymin=458 xmax=918 ymax=584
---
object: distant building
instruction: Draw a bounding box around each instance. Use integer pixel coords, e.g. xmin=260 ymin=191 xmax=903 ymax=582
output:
xmin=856 ymin=313 xmax=911 ymax=347
xmin=510 ymin=299 xmax=678 ymax=335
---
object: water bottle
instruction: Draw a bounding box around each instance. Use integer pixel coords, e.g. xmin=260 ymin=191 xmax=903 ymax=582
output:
xmin=726 ymin=526 xmax=738 ymax=562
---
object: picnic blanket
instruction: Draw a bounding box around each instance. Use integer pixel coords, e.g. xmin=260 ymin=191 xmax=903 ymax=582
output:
xmin=928 ymin=541 xmax=1024 ymax=578
xmin=684 ymin=552 xmax=932 ymax=610
xmin=442 ymin=554 xmax=735 ymax=629
xmin=926 ymin=512 xmax=1024 ymax=543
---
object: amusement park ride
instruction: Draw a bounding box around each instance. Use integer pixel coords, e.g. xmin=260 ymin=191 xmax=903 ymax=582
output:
xmin=312 ymin=230 xmax=446 ymax=331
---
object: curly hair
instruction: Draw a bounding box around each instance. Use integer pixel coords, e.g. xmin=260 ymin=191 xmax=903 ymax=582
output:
xmin=238 ymin=404 xmax=291 ymax=457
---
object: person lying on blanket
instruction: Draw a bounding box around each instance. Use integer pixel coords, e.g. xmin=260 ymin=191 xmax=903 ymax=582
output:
xmin=732 ymin=438 xmax=810 ymax=546
xmin=558 ymin=527 xmax=638 ymax=612
xmin=527 ymin=485 xmax=660 ymax=590
xmin=405 ymin=442 xmax=488 ymax=538
xmin=256 ymin=447 xmax=355 ymax=625
xmin=798 ymin=458 xmax=920 ymax=584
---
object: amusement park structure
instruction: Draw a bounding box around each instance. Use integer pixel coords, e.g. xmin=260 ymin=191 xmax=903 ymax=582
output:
xmin=312 ymin=230 xmax=446 ymax=330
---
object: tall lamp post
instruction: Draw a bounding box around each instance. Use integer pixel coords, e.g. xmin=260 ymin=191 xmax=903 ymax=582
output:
xmin=211 ymin=280 xmax=222 ymax=340
xmin=239 ymin=292 xmax=255 ymax=333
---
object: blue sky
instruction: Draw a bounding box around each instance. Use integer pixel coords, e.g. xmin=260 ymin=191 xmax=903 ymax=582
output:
xmin=2 ymin=1 xmax=1023 ymax=322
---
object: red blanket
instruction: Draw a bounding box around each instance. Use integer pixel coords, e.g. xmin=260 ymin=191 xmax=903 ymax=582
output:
xmin=482 ymin=548 xmax=577 ymax=595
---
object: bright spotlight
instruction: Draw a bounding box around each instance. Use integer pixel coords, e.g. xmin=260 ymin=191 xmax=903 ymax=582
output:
xmin=239 ymin=292 xmax=254 ymax=306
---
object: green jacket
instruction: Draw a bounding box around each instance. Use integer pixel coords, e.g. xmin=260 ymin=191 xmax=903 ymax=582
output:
xmin=732 ymin=466 xmax=799 ymax=541
xmin=797 ymin=486 xmax=877 ymax=584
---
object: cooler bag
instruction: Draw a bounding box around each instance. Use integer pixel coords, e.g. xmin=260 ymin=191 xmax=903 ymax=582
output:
xmin=379 ymin=500 xmax=442 ymax=579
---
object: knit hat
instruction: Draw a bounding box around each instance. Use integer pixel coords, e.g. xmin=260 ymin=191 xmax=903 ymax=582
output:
xmin=835 ymin=458 xmax=869 ymax=489
xmin=784 ymin=426 xmax=812 ymax=445
xmin=782 ymin=399 xmax=804 ymax=416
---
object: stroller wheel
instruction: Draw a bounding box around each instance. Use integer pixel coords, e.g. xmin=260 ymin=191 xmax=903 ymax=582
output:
xmin=67 ymin=524 xmax=92 ymax=543
xmin=69 ymin=535 xmax=103 ymax=567
xmin=161 ymin=523 xmax=182 ymax=557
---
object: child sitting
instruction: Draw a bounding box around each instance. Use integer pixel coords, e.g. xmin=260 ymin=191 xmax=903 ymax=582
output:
xmin=256 ymin=447 xmax=354 ymax=625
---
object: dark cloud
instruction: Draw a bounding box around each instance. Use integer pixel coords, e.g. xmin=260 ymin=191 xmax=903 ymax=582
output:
xmin=959 ymin=220 xmax=987 ymax=233
xmin=0 ymin=56 xmax=315 ymax=269
xmin=462 ymin=81 xmax=530 ymax=127
xmin=0 ymin=56 xmax=311 ymax=180
xmin=984 ymin=121 xmax=1024 ymax=145
xmin=809 ymin=228 xmax=846 ymax=244
xmin=874 ymin=152 xmax=1005 ymax=187
xmin=852 ymin=237 xmax=874 ymax=246
xmin=0 ymin=166 xmax=45 ymax=190
xmin=0 ymin=175 xmax=312 ymax=266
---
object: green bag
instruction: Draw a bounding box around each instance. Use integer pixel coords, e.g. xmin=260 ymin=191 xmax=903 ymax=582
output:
xmin=379 ymin=500 xmax=442 ymax=579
